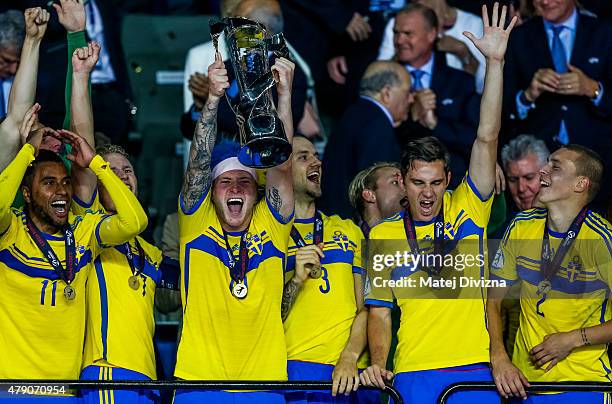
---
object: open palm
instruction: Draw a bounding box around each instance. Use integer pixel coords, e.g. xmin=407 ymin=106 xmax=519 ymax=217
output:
xmin=464 ymin=3 xmax=517 ymax=62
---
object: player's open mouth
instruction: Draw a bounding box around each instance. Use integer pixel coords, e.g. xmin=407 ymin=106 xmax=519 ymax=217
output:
xmin=419 ymin=200 xmax=434 ymax=215
xmin=307 ymin=171 xmax=320 ymax=184
xmin=227 ymin=198 xmax=244 ymax=215
xmin=50 ymin=200 xmax=69 ymax=217
xmin=540 ymin=179 xmax=550 ymax=187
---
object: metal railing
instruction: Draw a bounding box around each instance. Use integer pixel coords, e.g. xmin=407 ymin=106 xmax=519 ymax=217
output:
xmin=0 ymin=380 xmax=403 ymax=404
xmin=437 ymin=381 xmax=612 ymax=404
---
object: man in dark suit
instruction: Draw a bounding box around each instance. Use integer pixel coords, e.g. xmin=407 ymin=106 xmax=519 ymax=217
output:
xmin=503 ymin=0 xmax=612 ymax=158
xmin=20 ymin=0 xmax=133 ymax=144
xmin=392 ymin=3 xmax=480 ymax=188
xmin=319 ymin=60 xmax=412 ymax=219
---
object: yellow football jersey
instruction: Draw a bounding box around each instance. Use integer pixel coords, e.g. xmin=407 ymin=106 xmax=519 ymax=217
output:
xmin=284 ymin=212 xmax=364 ymax=365
xmin=73 ymin=195 xmax=166 ymax=379
xmin=175 ymin=191 xmax=293 ymax=380
xmin=0 ymin=145 xmax=147 ymax=379
xmin=365 ymin=175 xmax=493 ymax=373
xmin=0 ymin=209 xmax=105 ymax=379
xmin=491 ymin=208 xmax=612 ymax=382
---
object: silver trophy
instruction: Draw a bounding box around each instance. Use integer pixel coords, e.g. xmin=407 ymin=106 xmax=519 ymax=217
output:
xmin=210 ymin=17 xmax=292 ymax=168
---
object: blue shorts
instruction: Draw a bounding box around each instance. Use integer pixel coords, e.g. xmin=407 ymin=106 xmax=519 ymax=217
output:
xmin=509 ymin=392 xmax=610 ymax=404
xmin=287 ymin=360 xmax=370 ymax=404
xmin=394 ymin=363 xmax=500 ymax=404
xmin=173 ymin=390 xmax=286 ymax=403
xmin=79 ymin=365 xmax=158 ymax=404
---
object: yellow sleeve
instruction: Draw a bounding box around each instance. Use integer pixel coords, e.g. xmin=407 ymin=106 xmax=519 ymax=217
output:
xmin=363 ymin=226 xmax=395 ymax=309
xmin=71 ymin=187 xmax=103 ymax=216
xmin=490 ymin=218 xmax=519 ymax=284
xmin=0 ymin=144 xmax=35 ymax=235
xmin=351 ymin=223 xmax=365 ymax=275
xmin=178 ymin=188 xmax=214 ymax=242
xmin=594 ymin=231 xmax=612 ymax=289
xmin=452 ymin=174 xmax=494 ymax=228
xmin=253 ymin=195 xmax=294 ymax=251
xmin=88 ymin=155 xmax=148 ymax=247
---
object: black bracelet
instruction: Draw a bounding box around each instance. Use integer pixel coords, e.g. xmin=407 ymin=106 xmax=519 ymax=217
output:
xmin=581 ymin=328 xmax=591 ymax=346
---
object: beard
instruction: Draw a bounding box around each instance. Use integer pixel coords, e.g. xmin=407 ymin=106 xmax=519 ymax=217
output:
xmin=28 ymin=200 xmax=64 ymax=231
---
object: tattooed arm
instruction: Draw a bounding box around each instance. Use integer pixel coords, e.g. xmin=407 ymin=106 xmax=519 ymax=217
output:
xmin=281 ymin=243 xmax=323 ymax=320
xmin=180 ymin=54 xmax=229 ymax=212
xmin=266 ymin=57 xmax=296 ymax=221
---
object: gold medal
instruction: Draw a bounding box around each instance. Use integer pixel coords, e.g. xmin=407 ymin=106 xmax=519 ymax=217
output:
xmin=64 ymin=285 xmax=76 ymax=300
xmin=128 ymin=275 xmax=140 ymax=290
xmin=231 ymin=282 xmax=248 ymax=299
xmin=537 ymin=280 xmax=552 ymax=295
xmin=309 ymin=265 xmax=322 ymax=279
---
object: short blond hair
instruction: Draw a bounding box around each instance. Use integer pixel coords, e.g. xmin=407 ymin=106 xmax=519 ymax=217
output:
xmin=349 ymin=162 xmax=401 ymax=218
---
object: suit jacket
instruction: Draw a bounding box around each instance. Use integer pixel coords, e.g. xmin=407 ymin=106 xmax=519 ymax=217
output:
xmin=22 ymin=0 xmax=133 ymax=128
xmin=503 ymin=12 xmax=612 ymax=154
xmin=319 ymin=97 xmax=401 ymax=219
xmin=398 ymin=54 xmax=480 ymax=164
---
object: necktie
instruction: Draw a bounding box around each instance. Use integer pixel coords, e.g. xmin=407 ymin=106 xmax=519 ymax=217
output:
xmin=410 ymin=69 xmax=425 ymax=91
xmin=551 ymin=25 xmax=568 ymax=73
xmin=0 ymin=81 xmax=5 ymax=120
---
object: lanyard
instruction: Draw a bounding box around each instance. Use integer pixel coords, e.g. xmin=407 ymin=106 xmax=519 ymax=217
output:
xmin=124 ymin=238 xmax=145 ymax=277
xmin=540 ymin=207 xmax=587 ymax=287
xmin=26 ymin=217 xmax=76 ymax=285
xmin=223 ymin=229 xmax=250 ymax=284
xmin=403 ymin=206 xmax=445 ymax=277
xmin=360 ymin=220 xmax=371 ymax=240
xmin=290 ymin=210 xmax=324 ymax=247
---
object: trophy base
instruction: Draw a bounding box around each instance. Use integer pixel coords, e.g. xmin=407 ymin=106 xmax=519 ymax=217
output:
xmin=238 ymin=137 xmax=292 ymax=168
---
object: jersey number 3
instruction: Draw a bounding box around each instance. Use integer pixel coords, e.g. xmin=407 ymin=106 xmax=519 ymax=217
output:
xmin=319 ymin=267 xmax=330 ymax=294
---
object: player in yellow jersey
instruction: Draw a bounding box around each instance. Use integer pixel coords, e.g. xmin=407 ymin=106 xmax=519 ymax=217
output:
xmin=71 ymin=144 xmax=180 ymax=404
xmin=360 ymin=4 xmax=516 ymax=403
xmin=174 ymin=53 xmax=295 ymax=403
xmin=51 ymin=33 xmax=180 ymax=403
xmin=348 ymin=162 xmax=406 ymax=238
xmin=489 ymin=145 xmax=612 ymax=404
xmin=282 ymin=136 xmax=369 ymax=403
xmin=0 ymin=114 xmax=146 ymax=403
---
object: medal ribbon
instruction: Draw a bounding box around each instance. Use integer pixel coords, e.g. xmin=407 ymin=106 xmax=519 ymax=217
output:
xmin=124 ymin=238 xmax=145 ymax=277
xmin=290 ymin=210 xmax=324 ymax=247
xmin=403 ymin=206 xmax=445 ymax=277
xmin=26 ymin=217 xmax=76 ymax=285
xmin=223 ymin=229 xmax=250 ymax=284
xmin=540 ymin=207 xmax=588 ymax=285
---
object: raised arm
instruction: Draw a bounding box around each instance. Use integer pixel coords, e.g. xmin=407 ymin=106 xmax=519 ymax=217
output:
xmin=463 ymin=3 xmax=517 ymax=197
xmin=265 ymin=57 xmax=295 ymax=221
xmin=0 ymin=8 xmax=49 ymax=171
xmin=70 ymin=43 xmax=100 ymax=204
xmin=56 ymin=129 xmax=147 ymax=245
xmin=180 ymin=53 xmax=228 ymax=212
xmin=53 ymin=0 xmax=88 ymax=130
xmin=0 ymin=108 xmax=43 ymax=234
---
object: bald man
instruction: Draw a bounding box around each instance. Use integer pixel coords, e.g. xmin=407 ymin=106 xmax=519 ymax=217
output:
xmin=320 ymin=61 xmax=412 ymax=219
